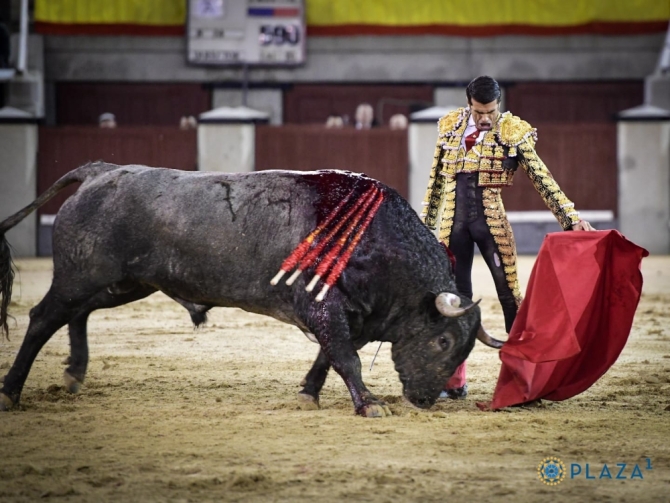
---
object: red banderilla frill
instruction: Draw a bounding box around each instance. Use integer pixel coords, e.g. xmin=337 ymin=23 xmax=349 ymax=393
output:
xmin=270 ymin=187 xmax=356 ymax=286
xmin=315 ymin=192 xmax=385 ymax=302
xmin=270 ymin=184 xmax=385 ymax=302
xmin=282 ymin=186 xmax=376 ymax=286
xmin=306 ymin=187 xmax=380 ymax=293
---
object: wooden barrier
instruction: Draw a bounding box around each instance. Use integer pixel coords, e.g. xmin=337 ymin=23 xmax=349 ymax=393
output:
xmin=37 ymin=126 xmax=197 ymax=214
xmin=255 ymin=125 xmax=409 ymax=198
xmin=36 ymin=122 xmax=615 ymax=216
xmin=503 ymin=123 xmax=617 ymax=212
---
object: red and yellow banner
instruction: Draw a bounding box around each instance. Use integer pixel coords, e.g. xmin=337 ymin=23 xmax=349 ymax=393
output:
xmin=306 ymin=0 xmax=670 ymax=36
xmin=35 ymin=0 xmax=186 ymax=35
xmin=35 ymin=0 xmax=670 ymax=37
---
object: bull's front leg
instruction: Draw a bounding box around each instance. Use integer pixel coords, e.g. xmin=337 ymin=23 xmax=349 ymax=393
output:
xmin=307 ymin=303 xmax=391 ymax=418
xmin=329 ymin=339 xmax=392 ymax=417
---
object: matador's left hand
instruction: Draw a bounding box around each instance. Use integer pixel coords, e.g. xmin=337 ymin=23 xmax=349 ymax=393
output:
xmin=572 ymin=220 xmax=596 ymax=231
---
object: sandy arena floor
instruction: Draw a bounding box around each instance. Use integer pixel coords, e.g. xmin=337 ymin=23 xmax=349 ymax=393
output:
xmin=0 ymin=254 xmax=668 ymax=502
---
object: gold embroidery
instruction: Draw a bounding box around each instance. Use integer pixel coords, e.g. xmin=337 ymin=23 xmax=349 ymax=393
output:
xmin=497 ymin=112 xmax=537 ymax=148
xmin=517 ymin=140 xmax=580 ymax=230
xmin=438 ymin=107 xmax=469 ymax=138
xmin=482 ymin=188 xmax=523 ymax=306
xmin=438 ymin=175 xmax=457 ymax=246
xmin=423 ymin=109 xmax=579 ymax=247
xmin=421 ymin=142 xmax=445 ymax=229
xmin=422 ymin=108 xmax=469 ymax=229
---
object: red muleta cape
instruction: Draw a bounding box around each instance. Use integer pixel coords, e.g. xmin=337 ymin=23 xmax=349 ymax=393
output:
xmin=479 ymin=230 xmax=648 ymax=410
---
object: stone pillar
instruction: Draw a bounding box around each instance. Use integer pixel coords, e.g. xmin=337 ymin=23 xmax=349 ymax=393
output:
xmin=408 ymin=106 xmax=455 ymax=215
xmin=212 ymin=88 xmax=283 ymax=125
xmin=0 ymin=116 xmax=38 ymax=257
xmin=646 ymin=75 xmax=670 ymax=111
xmin=197 ymin=106 xmax=269 ymax=173
xmin=617 ymin=104 xmax=670 ymax=254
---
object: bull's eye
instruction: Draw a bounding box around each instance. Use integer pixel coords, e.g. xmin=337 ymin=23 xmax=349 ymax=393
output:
xmin=438 ymin=335 xmax=450 ymax=351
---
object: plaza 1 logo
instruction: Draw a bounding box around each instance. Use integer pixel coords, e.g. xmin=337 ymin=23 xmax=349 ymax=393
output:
xmin=537 ymin=457 xmax=653 ymax=486
xmin=537 ymin=457 xmax=566 ymax=486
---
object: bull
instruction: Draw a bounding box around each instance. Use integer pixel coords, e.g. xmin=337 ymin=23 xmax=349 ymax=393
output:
xmin=0 ymin=163 xmax=503 ymax=417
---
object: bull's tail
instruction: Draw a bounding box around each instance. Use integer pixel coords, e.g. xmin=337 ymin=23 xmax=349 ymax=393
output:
xmin=0 ymin=237 xmax=14 ymax=339
xmin=0 ymin=161 xmax=117 ymax=338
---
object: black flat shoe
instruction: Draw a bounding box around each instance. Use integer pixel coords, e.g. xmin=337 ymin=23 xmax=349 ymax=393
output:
xmin=439 ymin=383 xmax=468 ymax=399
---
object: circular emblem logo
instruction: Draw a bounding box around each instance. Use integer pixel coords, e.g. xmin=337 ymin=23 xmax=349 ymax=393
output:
xmin=537 ymin=457 xmax=566 ymax=486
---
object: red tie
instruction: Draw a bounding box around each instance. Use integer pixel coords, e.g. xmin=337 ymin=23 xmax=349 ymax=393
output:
xmin=465 ymin=130 xmax=479 ymax=152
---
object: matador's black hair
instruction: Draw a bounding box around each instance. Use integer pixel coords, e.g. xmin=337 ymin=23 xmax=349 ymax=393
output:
xmin=466 ymin=76 xmax=501 ymax=105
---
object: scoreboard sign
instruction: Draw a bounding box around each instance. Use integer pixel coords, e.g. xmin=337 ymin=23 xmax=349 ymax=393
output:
xmin=187 ymin=0 xmax=306 ymax=66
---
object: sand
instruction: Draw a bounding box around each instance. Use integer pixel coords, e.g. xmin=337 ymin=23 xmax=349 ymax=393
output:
xmin=0 ymin=255 xmax=668 ymax=502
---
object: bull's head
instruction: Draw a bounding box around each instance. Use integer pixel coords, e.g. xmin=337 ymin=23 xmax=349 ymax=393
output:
xmin=391 ymin=292 xmax=504 ymax=409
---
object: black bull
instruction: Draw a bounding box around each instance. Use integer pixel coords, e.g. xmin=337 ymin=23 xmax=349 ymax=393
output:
xmin=0 ymin=163 xmax=503 ymax=417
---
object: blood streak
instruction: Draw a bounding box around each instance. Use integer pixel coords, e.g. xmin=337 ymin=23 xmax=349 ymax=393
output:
xmin=307 ymin=187 xmax=379 ymax=293
xmin=316 ymin=192 xmax=385 ymax=301
xmin=293 ymin=186 xmax=376 ymax=286
xmin=271 ymin=187 xmax=356 ymax=285
xmin=271 ymin=177 xmax=385 ymax=302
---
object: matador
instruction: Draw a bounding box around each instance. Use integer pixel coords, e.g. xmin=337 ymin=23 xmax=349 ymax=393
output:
xmin=420 ymin=76 xmax=594 ymax=399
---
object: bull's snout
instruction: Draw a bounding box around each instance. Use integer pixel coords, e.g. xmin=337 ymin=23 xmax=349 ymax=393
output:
xmin=412 ymin=396 xmax=434 ymax=409
xmin=403 ymin=388 xmax=440 ymax=410
xmin=397 ymin=367 xmax=442 ymax=409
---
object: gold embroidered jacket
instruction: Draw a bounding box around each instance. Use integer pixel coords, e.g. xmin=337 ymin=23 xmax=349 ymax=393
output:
xmin=420 ymin=107 xmax=581 ymax=245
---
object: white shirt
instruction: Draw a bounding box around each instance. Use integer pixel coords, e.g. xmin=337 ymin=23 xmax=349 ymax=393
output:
xmin=460 ymin=114 xmax=486 ymax=150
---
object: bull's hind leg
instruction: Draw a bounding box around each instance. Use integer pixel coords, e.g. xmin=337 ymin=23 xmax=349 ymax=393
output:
xmin=64 ymin=285 xmax=157 ymax=393
xmin=297 ymin=349 xmax=330 ymax=410
xmin=307 ymin=302 xmax=392 ymax=418
xmin=0 ymin=288 xmax=92 ymax=410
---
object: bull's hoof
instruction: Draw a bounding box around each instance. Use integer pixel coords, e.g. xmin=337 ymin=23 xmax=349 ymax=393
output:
xmin=297 ymin=392 xmax=320 ymax=410
xmin=361 ymin=403 xmax=392 ymax=418
xmin=63 ymin=370 xmax=83 ymax=394
xmin=0 ymin=392 xmax=14 ymax=411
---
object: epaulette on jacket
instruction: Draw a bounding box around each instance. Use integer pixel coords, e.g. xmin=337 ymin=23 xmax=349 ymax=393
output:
xmin=496 ymin=112 xmax=537 ymax=148
xmin=437 ymin=107 xmax=469 ymax=138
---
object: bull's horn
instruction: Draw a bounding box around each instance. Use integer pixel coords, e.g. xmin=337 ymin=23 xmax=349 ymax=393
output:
xmin=477 ymin=324 xmax=505 ymax=349
xmin=435 ymin=293 xmax=481 ymax=318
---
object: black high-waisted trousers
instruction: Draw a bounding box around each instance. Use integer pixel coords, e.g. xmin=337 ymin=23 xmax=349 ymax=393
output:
xmin=447 ymin=173 xmax=518 ymax=333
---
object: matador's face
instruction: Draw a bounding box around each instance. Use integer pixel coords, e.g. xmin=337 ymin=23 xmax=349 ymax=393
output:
xmin=469 ymin=98 xmax=500 ymax=131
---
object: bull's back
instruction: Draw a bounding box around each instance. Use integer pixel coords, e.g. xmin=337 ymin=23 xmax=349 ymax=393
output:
xmin=53 ymin=166 xmax=366 ymax=307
